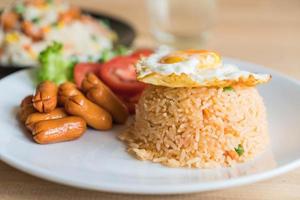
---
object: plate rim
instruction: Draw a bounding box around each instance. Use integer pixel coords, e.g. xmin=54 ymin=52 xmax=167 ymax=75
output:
xmin=0 ymin=57 xmax=300 ymax=194
xmin=1 ymin=147 xmax=300 ymax=195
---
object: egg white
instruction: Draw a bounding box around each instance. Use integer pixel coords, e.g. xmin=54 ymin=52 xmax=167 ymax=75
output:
xmin=136 ymin=49 xmax=271 ymax=87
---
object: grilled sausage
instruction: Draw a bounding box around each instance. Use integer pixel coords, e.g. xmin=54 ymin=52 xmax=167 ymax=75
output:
xmin=32 ymin=116 xmax=86 ymax=144
xmin=32 ymin=81 xmax=58 ymax=113
xmin=19 ymin=95 xmax=36 ymax=122
xmin=58 ymin=82 xmax=83 ymax=106
xmin=82 ymin=73 xmax=128 ymax=124
xmin=25 ymin=108 xmax=67 ymax=131
xmin=64 ymin=95 xmax=112 ymax=130
xmin=81 ymin=72 xmax=99 ymax=92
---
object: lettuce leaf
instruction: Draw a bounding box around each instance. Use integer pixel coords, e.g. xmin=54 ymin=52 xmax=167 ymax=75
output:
xmin=37 ymin=42 xmax=75 ymax=84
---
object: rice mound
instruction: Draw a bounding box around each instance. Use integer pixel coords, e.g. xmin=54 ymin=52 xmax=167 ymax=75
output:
xmin=119 ymin=85 xmax=269 ymax=168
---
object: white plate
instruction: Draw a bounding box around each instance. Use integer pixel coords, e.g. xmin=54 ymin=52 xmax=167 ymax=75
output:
xmin=0 ymin=58 xmax=300 ymax=194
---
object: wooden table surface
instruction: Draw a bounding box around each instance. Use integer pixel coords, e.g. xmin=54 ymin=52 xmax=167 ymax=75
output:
xmin=0 ymin=0 xmax=300 ymax=199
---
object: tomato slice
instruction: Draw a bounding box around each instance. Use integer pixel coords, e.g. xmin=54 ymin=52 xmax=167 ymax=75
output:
xmin=126 ymin=91 xmax=143 ymax=103
xmin=74 ymin=63 xmax=101 ymax=88
xmin=123 ymin=100 xmax=136 ymax=114
xmin=118 ymin=96 xmax=135 ymax=114
xmin=98 ymin=56 xmax=147 ymax=96
xmin=131 ymin=49 xmax=154 ymax=59
xmin=118 ymin=92 xmax=142 ymax=114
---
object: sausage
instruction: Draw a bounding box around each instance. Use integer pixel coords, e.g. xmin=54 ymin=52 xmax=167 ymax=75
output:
xmin=19 ymin=95 xmax=36 ymax=123
xmin=1 ymin=12 xmax=19 ymax=31
xmin=64 ymin=95 xmax=112 ymax=130
xmin=86 ymin=87 xmax=129 ymax=124
xmin=81 ymin=73 xmax=100 ymax=92
xmin=32 ymin=81 xmax=58 ymax=113
xmin=21 ymin=95 xmax=33 ymax=106
xmin=25 ymin=108 xmax=67 ymax=131
xmin=58 ymin=82 xmax=83 ymax=106
xmin=82 ymin=73 xmax=128 ymax=124
xmin=32 ymin=116 xmax=86 ymax=144
xmin=21 ymin=21 xmax=44 ymax=41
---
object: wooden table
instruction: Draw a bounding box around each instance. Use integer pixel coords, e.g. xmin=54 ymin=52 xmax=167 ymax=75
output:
xmin=1 ymin=0 xmax=300 ymax=199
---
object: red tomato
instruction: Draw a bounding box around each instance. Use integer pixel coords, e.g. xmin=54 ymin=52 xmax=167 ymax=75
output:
xmin=74 ymin=63 xmax=102 ymax=88
xmin=125 ymin=92 xmax=143 ymax=103
xmin=98 ymin=56 xmax=147 ymax=96
xmin=118 ymin=92 xmax=142 ymax=114
xmin=123 ymin=100 xmax=136 ymax=115
xmin=131 ymin=49 xmax=154 ymax=59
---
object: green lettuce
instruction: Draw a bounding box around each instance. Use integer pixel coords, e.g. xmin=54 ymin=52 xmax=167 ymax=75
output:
xmin=37 ymin=42 xmax=75 ymax=84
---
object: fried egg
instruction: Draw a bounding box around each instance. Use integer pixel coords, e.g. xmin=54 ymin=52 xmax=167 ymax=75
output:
xmin=136 ymin=49 xmax=271 ymax=87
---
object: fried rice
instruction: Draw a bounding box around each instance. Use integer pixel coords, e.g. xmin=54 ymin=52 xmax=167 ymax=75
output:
xmin=119 ymin=85 xmax=269 ymax=168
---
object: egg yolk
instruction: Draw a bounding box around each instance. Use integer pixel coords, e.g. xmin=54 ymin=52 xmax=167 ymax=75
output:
xmin=159 ymin=55 xmax=186 ymax=64
xmin=158 ymin=50 xmax=221 ymax=71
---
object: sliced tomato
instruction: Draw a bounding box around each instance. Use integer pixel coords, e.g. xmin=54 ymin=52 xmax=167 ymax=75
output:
xmin=131 ymin=49 xmax=154 ymax=59
xmin=118 ymin=92 xmax=142 ymax=114
xmin=98 ymin=56 xmax=147 ymax=96
xmin=123 ymin=100 xmax=136 ymax=114
xmin=126 ymin=91 xmax=143 ymax=102
xmin=74 ymin=63 xmax=102 ymax=88
xmin=118 ymin=96 xmax=135 ymax=114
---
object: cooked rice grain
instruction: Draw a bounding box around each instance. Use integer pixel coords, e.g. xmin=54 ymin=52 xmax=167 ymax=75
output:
xmin=119 ymin=86 xmax=269 ymax=168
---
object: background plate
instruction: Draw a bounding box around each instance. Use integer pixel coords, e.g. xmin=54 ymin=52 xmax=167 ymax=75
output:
xmin=0 ymin=9 xmax=136 ymax=78
xmin=0 ymin=58 xmax=300 ymax=194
